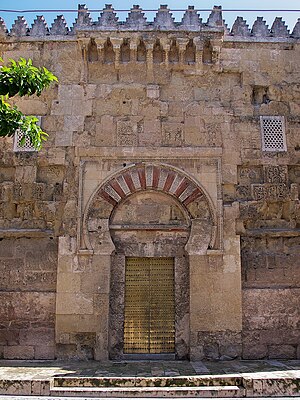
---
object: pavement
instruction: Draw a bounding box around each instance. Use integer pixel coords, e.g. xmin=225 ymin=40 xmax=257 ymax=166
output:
xmin=0 ymin=359 xmax=299 ymax=379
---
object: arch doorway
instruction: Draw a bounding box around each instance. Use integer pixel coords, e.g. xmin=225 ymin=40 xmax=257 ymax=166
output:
xmin=109 ymin=190 xmax=190 ymax=359
xmin=84 ymin=163 xmax=215 ymax=360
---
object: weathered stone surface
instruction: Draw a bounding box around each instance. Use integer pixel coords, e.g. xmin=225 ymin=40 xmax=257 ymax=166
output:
xmin=242 ymin=289 xmax=300 ymax=359
xmin=0 ymin=6 xmax=299 ymax=361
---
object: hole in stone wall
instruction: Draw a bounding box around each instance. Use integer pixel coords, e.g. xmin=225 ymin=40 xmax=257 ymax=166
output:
xmin=252 ymin=86 xmax=270 ymax=105
xmin=104 ymin=38 xmax=115 ymax=64
xmin=185 ymin=39 xmax=196 ymax=64
xmin=88 ymin=38 xmax=98 ymax=62
xmin=169 ymin=39 xmax=179 ymax=63
xmin=137 ymin=39 xmax=146 ymax=62
xmin=120 ymin=39 xmax=130 ymax=63
xmin=202 ymin=40 xmax=213 ymax=64
xmin=153 ymin=39 xmax=164 ymax=64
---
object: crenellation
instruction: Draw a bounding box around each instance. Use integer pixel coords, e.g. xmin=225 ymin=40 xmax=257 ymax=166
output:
xmin=29 ymin=16 xmax=49 ymax=37
xmin=206 ymin=6 xmax=224 ymax=28
xmin=251 ymin=17 xmax=270 ymax=38
xmin=96 ymin=4 xmax=119 ymax=30
xmin=231 ymin=17 xmax=251 ymax=37
xmin=125 ymin=5 xmax=147 ymax=30
xmin=73 ymin=4 xmax=93 ymax=30
xmin=0 ymin=17 xmax=8 ymax=37
xmin=270 ymin=17 xmax=290 ymax=38
xmin=291 ymin=18 xmax=300 ymax=38
xmin=10 ymin=16 xmax=29 ymax=37
xmin=153 ymin=5 xmax=176 ymax=31
xmin=50 ymin=15 xmax=69 ymax=36
xmin=180 ymin=6 xmax=202 ymax=31
xmin=0 ymin=7 xmax=299 ymax=40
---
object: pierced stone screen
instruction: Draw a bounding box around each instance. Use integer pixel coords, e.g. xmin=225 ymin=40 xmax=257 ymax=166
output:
xmin=260 ymin=116 xmax=287 ymax=152
xmin=13 ymin=130 xmax=37 ymax=152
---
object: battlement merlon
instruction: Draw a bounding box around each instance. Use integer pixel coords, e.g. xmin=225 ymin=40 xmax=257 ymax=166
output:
xmin=0 ymin=4 xmax=299 ymax=41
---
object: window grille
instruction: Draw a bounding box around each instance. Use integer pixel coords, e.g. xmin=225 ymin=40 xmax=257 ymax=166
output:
xmin=260 ymin=116 xmax=287 ymax=152
xmin=13 ymin=117 xmax=41 ymax=152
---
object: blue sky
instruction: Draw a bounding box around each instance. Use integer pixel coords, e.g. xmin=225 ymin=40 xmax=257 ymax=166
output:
xmin=1 ymin=0 xmax=299 ymax=31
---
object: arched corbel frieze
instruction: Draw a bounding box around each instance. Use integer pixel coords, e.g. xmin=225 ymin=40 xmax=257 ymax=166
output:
xmin=83 ymin=163 xmax=217 ymax=254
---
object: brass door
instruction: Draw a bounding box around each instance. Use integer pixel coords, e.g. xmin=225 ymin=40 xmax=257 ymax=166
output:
xmin=124 ymin=257 xmax=175 ymax=354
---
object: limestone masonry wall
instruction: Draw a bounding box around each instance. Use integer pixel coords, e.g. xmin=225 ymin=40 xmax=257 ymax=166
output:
xmin=0 ymin=4 xmax=299 ymax=360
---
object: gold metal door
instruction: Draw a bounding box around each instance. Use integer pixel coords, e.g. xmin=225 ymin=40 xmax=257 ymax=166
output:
xmin=124 ymin=257 xmax=175 ymax=354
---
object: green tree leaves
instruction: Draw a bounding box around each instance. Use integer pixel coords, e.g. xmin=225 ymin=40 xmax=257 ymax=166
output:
xmin=0 ymin=98 xmax=22 ymax=137
xmin=0 ymin=58 xmax=57 ymax=150
xmin=0 ymin=58 xmax=57 ymax=97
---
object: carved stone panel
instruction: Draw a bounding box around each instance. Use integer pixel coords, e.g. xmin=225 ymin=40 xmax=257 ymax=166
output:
xmin=116 ymin=119 xmax=138 ymax=146
xmin=162 ymin=122 xmax=184 ymax=146
xmin=264 ymin=166 xmax=288 ymax=184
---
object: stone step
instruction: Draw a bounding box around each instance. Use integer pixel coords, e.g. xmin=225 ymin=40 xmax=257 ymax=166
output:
xmin=50 ymin=384 xmax=244 ymax=398
xmin=52 ymin=375 xmax=242 ymax=388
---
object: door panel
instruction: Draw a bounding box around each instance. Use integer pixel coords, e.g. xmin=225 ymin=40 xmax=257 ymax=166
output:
xmin=124 ymin=257 xmax=175 ymax=354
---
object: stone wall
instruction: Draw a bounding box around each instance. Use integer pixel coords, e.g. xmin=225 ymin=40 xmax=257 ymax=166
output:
xmin=241 ymin=236 xmax=300 ymax=359
xmin=0 ymin=4 xmax=299 ymax=360
xmin=237 ymin=165 xmax=300 ymax=359
xmin=0 ymin=238 xmax=57 ymax=359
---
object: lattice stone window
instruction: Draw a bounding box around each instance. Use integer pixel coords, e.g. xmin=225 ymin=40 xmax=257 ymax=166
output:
xmin=260 ymin=116 xmax=287 ymax=152
xmin=13 ymin=117 xmax=41 ymax=152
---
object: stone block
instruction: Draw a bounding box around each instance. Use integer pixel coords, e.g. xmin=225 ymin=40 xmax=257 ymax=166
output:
xmin=58 ymin=236 xmax=76 ymax=255
xmin=64 ymin=116 xmax=84 ymax=132
xmin=95 ymin=84 xmax=112 ymax=98
xmin=93 ymin=294 xmax=109 ymax=318
xmin=57 ymin=272 xmax=81 ymax=293
xmin=34 ymin=346 xmax=56 ymax=360
xmin=147 ymin=84 xmax=160 ymax=99
xmin=19 ymin=328 xmax=55 ymax=346
xmin=162 ymin=122 xmax=184 ymax=146
xmin=56 ymin=293 xmax=94 ymax=315
xmin=242 ymin=343 xmax=268 ymax=359
xmin=94 ymin=332 xmax=109 ymax=360
xmin=0 ymin=330 xmax=19 ymax=345
xmin=42 ymin=116 xmax=64 ymax=131
xmin=15 ymin=166 xmax=37 ymax=183
xmin=116 ymin=119 xmax=138 ymax=146
xmin=3 ymin=345 xmax=34 ymax=359
xmin=58 ymin=84 xmax=84 ymax=100
xmin=72 ymin=99 xmax=93 ymax=116
xmin=46 ymin=148 xmax=66 ymax=165
xmin=184 ymin=116 xmax=206 ymax=146
xmin=0 ymin=379 xmax=31 ymax=395
xmin=268 ymin=344 xmax=297 ymax=359
xmin=16 ymin=98 xmax=48 ymax=115
xmin=56 ymin=343 xmax=78 ymax=360
xmin=93 ymin=115 xmax=115 ymax=146
xmin=140 ymin=119 xmax=161 ymax=146
xmin=55 ymin=131 xmax=73 ymax=147
xmin=0 ymin=239 xmax=15 ymax=257
xmin=56 ymin=314 xmax=99 ymax=333
xmin=51 ymin=99 xmax=72 ymax=115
